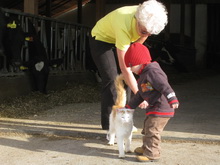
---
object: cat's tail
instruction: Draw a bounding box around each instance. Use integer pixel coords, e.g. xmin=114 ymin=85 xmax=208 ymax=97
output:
xmin=113 ymin=74 xmax=126 ymax=109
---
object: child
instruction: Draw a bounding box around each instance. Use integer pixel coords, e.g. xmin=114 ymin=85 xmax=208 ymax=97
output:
xmin=124 ymin=43 xmax=179 ymax=162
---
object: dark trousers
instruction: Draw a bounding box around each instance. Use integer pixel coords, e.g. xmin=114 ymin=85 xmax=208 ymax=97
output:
xmin=89 ymin=36 xmax=130 ymax=130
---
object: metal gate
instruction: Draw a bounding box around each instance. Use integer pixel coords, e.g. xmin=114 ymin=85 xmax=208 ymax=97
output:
xmin=0 ymin=8 xmax=91 ymax=76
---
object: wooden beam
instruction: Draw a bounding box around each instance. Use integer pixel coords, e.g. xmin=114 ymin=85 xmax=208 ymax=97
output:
xmin=24 ymin=0 xmax=38 ymax=15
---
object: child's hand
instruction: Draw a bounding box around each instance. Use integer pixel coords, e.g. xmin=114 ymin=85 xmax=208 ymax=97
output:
xmin=171 ymin=103 xmax=179 ymax=109
xmin=138 ymin=100 xmax=148 ymax=109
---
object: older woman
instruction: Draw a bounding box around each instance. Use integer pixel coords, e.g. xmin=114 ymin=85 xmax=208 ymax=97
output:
xmin=89 ymin=0 xmax=168 ymax=130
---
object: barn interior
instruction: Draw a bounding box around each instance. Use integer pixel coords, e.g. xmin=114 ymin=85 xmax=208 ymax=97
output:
xmin=0 ymin=0 xmax=220 ymax=98
xmin=0 ymin=2 xmax=219 ymax=164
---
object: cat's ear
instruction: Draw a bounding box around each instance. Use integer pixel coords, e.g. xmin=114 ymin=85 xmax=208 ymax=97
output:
xmin=127 ymin=109 xmax=135 ymax=113
xmin=116 ymin=108 xmax=126 ymax=114
xmin=116 ymin=108 xmax=122 ymax=113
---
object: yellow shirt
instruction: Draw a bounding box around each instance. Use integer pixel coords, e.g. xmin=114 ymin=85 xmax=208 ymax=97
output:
xmin=91 ymin=6 xmax=140 ymax=51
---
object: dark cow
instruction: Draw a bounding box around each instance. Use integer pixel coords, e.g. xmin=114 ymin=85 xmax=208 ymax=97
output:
xmin=0 ymin=9 xmax=24 ymax=71
xmin=21 ymin=20 xmax=63 ymax=94
xmin=0 ymin=10 xmax=62 ymax=94
xmin=146 ymin=40 xmax=177 ymax=65
xmin=145 ymin=38 xmax=190 ymax=73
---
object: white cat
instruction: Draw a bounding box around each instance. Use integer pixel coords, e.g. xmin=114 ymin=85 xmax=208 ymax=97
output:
xmin=107 ymin=74 xmax=134 ymax=158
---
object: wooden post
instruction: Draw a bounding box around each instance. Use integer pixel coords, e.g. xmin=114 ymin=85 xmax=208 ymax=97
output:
xmin=180 ymin=0 xmax=185 ymax=45
xmin=46 ymin=0 xmax=52 ymax=17
xmin=78 ymin=0 xmax=82 ymax=24
xmin=96 ymin=0 xmax=106 ymax=21
xmin=164 ymin=0 xmax=171 ymax=41
xmin=191 ymin=0 xmax=196 ymax=48
xmin=24 ymin=0 xmax=38 ymax=15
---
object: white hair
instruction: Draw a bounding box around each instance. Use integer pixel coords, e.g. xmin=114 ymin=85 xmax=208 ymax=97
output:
xmin=135 ymin=0 xmax=168 ymax=35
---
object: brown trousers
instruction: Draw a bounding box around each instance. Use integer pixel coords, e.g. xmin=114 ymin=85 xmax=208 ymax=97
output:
xmin=141 ymin=116 xmax=170 ymax=159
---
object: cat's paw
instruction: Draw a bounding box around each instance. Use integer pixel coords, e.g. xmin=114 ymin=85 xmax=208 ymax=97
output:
xmin=118 ymin=154 xmax=125 ymax=159
xmin=125 ymin=150 xmax=132 ymax=153
xmin=108 ymin=141 xmax=114 ymax=146
xmin=106 ymin=133 xmax=110 ymax=141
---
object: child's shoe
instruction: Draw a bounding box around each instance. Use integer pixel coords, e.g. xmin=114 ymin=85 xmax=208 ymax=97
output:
xmin=136 ymin=155 xmax=159 ymax=162
xmin=134 ymin=147 xmax=144 ymax=155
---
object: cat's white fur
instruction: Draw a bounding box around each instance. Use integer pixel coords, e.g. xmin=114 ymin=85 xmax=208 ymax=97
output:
xmin=108 ymin=74 xmax=134 ymax=158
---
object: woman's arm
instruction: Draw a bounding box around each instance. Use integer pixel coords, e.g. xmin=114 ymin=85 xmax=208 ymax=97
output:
xmin=135 ymin=36 xmax=148 ymax=44
xmin=117 ymin=48 xmax=149 ymax=109
xmin=116 ymin=48 xmax=138 ymax=94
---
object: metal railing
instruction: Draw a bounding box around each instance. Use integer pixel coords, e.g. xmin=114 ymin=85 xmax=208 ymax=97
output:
xmin=0 ymin=8 xmax=91 ymax=76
